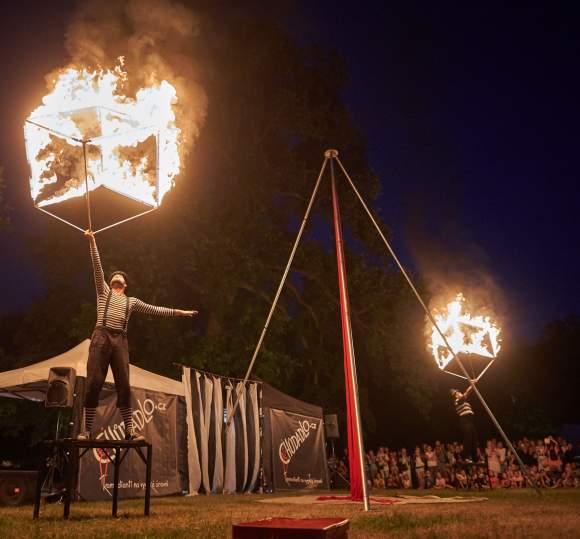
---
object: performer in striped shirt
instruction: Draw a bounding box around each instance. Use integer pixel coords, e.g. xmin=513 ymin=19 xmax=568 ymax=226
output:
xmin=79 ymin=230 xmax=197 ymax=441
xmin=450 ymin=386 xmax=478 ymax=463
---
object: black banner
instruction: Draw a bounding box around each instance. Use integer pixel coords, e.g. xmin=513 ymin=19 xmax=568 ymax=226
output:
xmin=78 ymin=384 xmax=183 ymax=500
xmin=270 ymin=408 xmax=327 ymax=490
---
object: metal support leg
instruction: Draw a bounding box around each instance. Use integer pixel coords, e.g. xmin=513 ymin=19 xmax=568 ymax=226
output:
xmin=112 ymin=447 xmax=120 ymax=518
xmin=63 ymin=447 xmax=74 ymax=519
xmin=33 ymin=447 xmax=47 ymax=519
xmin=145 ymin=444 xmax=152 ymax=516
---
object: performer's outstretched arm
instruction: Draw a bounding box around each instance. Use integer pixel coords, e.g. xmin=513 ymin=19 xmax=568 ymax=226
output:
xmin=132 ymin=299 xmax=197 ymax=318
xmin=85 ymin=230 xmax=108 ymax=296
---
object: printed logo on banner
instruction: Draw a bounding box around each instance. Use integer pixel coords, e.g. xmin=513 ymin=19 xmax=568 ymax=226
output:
xmin=77 ymin=389 xmax=180 ymax=501
xmin=271 ymin=409 xmax=327 ymax=490
xmin=92 ymin=397 xmax=168 ymax=464
xmin=278 ymin=419 xmax=317 ymax=477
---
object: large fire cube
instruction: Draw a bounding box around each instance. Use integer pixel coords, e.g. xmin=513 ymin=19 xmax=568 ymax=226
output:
xmin=24 ymin=106 xmax=168 ymax=210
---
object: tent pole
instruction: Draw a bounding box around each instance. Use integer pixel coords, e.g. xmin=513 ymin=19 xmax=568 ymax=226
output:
xmin=225 ymin=157 xmax=329 ymax=429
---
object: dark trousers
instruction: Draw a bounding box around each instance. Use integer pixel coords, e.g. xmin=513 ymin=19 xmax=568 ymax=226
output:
xmin=84 ymin=327 xmax=131 ymax=408
xmin=460 ymin=414 xmax=478 ymax=460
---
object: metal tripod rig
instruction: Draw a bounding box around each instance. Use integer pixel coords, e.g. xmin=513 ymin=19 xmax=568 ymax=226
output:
xmin=225 ymin=150 xmax=541 ymax=512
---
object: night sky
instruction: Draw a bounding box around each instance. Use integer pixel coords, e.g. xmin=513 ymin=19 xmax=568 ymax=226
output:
xmin=1 ymin=2 xmax=578 ymax=340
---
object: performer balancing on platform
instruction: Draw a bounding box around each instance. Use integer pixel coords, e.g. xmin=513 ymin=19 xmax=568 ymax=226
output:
xmin=79 ymin=230 xmax=197 ymax=441
xmin=450 ymin=386 xmax=478 ymax=463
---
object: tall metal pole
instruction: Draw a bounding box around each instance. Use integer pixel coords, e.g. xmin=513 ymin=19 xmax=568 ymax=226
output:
xmin=329 ymin=150 xmax=370 ymax=511
xmin=225 ymin=157 xmax=329 ymax=429
xmin=335 ymin=156 xmax=541 ymax=495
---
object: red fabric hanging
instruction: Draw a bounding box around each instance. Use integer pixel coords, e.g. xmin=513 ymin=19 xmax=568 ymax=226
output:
xmin=331 ymin=175 xmax=363 ymax=501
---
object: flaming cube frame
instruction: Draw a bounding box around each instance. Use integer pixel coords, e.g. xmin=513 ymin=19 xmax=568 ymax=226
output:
xmin=24 ymin=105 xmax=167 ymax=234
xmin=432 ymin=319 xmax=499 ymax=382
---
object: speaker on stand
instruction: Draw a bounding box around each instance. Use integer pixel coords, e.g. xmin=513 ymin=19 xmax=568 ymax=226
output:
xmin=42 ymin=367 xmax=77 ymax=501
xmin=324 ymin=414 xmax=349 ymax=488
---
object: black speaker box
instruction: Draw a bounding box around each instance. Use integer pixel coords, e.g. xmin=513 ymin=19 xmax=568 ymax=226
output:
xmin=45 ymin=367 xmax=76 ymax=408
xmin=0 ymin=470 xmax=38 ymax=506
xmin=324 ymin=414 xmax=339 ymax=440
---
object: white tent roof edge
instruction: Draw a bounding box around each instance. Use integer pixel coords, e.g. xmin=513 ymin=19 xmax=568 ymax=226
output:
xmin=0 ymin=339 xmax=184 ymax=398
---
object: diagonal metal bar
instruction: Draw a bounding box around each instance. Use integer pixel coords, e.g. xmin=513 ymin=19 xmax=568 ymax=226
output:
xmin=35 ymin=206 xmax=86 ymax=233
xmin=225 ymin=157 xmax=329 ymax=429
xmin=335 ymin=155 xmax=541 ymax=495
xmin=93 ymin=208 xmax=158 ymax=235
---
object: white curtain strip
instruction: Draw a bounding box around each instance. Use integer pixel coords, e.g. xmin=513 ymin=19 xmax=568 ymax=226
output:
xmin=224 ymin=384 xmax=237 ymax=494
xmin=247 ymin=383 xmax=260 ymax=492
xmin=237 ymin=381 xmax=249 ymax=491
xmin=199 ymin=373 xmax=213 ymax=493
xmin=181 ymin=367 xmax=201 ymax=495
xmin=211 ymin=376 xmax=224 ymax=493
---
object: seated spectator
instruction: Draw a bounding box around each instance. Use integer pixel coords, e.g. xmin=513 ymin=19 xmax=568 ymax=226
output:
xmin=434 ymin=471 xmax=451 ymax=489
xmin=373 ymin=473 xmax=385 ymax=489
xmin=424 ymin=470 xmax=434 ymax=489
xmin=400 ymin=472 xmax=412 ymax=489
xmin=455 ymin=468 xmax=468 ymax=489
xmin=386 ymin=472 xmax=399 ymax=488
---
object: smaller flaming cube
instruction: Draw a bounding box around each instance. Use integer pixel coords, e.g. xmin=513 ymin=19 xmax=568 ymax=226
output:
xmin=24 ymin=106 xmax=165 ymax=210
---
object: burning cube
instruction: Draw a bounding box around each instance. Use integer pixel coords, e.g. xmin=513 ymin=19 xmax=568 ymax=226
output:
xmin=24 ymin=106 xmax=174 ymax=211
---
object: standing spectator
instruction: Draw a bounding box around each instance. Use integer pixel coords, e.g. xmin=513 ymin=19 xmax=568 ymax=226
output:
xmin=496 ymin=441 xmax=507 ymax=473
xmin=376 ymin=447 xmax=389 ymax=481
xmin=435 ymin=440 xmax=447 ymax=473
xmin=425 ymin=444 xmax=438 ymax=478
xmin=414 ymin=447 xmax=426 ymax=489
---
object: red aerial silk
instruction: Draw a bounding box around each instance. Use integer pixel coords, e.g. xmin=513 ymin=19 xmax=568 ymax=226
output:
xmin=331 ymin=174 xmax=363 ymax=502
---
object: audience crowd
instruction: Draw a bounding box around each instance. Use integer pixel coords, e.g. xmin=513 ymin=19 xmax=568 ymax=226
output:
xmin=330 ymin=436 xmax=580 ymax=490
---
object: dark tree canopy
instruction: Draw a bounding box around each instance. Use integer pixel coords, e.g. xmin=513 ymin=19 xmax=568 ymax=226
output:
xmin=0 ymin=4 xmax=575 ymax=457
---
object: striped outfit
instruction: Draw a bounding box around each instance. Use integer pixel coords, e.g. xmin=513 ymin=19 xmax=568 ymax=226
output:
xmin=83 ymin=239 xmax=177 ymax=438
xmin=90 ymin=240 xmax=176 ymax=330
xmin=454 ymin=394 xmax=477 ymax=461
xmin=454 ymin=396 xmax=474 ymax=417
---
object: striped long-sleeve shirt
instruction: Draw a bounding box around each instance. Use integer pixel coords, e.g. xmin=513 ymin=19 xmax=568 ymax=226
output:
xmin=90 ymin=239 xmax=176 ymax=332
xmin=454 ymin=395 xmax=474 ymax=417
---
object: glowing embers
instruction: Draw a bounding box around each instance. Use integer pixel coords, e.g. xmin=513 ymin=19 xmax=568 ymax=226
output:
xmin=24 ymin=64 xmax=181 ymax=231
xmin=429 ymin=293 xmax=501 ymax=379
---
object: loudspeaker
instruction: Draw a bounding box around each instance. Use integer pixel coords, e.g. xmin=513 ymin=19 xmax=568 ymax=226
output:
xmin=0 ymin=470 xmax=38 ymax=506
xmin=45 ymin=367 xmax=76 ymax=408
xmin=324 ymin=414 xmax=339 ymax=440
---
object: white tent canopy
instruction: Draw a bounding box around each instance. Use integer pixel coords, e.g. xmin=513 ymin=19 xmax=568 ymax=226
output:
xmin=0 ymin=339 xmax=184 ymax=401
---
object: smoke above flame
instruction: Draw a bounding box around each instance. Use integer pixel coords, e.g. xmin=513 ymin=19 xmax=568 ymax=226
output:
xmin=428 ymin=293 xmax=502 ymax=371
xmin=25 ymin=0 xmax=207 ymax=209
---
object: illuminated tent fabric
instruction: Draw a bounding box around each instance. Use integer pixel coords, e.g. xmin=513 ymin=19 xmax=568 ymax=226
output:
xmin=0 ymin=339 xmax=183 ymax=400
xmin=0 ymin=342 xmax=328 ymax=498
xmin=0 ymin=340 xmax=187 ymax=501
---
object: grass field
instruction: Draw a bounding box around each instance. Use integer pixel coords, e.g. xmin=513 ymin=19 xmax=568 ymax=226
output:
xmin=1 ymin=489 xmax=579 ymax=538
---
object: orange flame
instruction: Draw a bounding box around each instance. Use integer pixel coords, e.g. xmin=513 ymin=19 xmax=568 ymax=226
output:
xmin=429 ymin=293 xmax=501 ymax=370
xmin=24 ymin=60 xmax=180 ymax=209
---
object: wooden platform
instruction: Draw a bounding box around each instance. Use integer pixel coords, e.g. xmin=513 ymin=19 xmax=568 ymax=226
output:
xmin=233 ymin=517 xmax=349 ymax=539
